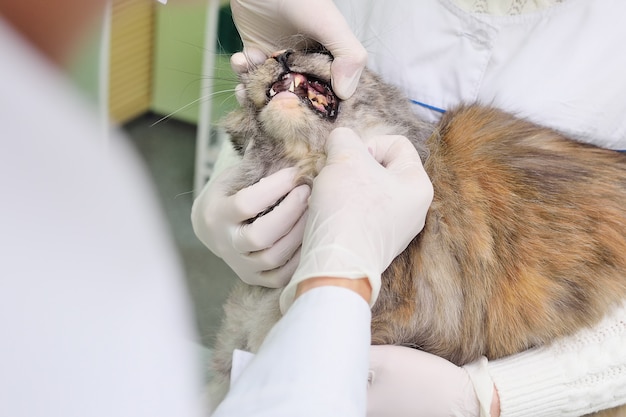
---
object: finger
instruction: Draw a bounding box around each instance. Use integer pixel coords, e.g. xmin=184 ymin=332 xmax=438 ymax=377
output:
xmin=331 ymin=52 xmax=367 ymax=100
xmin=365 ymin=135 xmax=424 ymax=173
xmin=251 ymin=208 xmax=307 ymax=268
xmin=233 ymin=183 xmax=310 ymax=253
xmin=230 ymin=0 xmax=282 ymax=54
xmin=230 ymin=52 xmax=248 ymax=74
xmin=277 ymin=0 xmax=367 ymax=99
xmin=367 ymin=136 xmax=433 ymax=218
xmin=246 ymin=212 xmax=306 ymax=287
xmin=257 ymin=246 xmax=302 ymax=288
xmin=234 ymin=83 xmax=246 ymax=105
xmin=230 ymin=167 xmax=300 ymax=222
xmin=240 ymin=234 xmax=303 ymax=288
xmin=324 ymin=127 xmax=371 ymax=163
xmin=230 ymin=48 xmax=267 ymax=74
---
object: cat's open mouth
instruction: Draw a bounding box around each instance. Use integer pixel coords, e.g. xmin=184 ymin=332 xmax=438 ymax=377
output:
xmin=267 ymin=72 xmax=339 ymax=120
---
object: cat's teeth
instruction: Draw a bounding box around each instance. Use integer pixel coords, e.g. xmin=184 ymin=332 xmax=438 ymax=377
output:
xmin=294 ymin=77 xmax=301 ymax=88
xmin=288 ymin=80 xmax=295 ymax=93
xmin=269 ymin=87 xmax=276 ymax=97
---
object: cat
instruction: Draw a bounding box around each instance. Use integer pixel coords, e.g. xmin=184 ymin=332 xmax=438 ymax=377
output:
xmin=207 ymin=47 xmax=626 ymax=416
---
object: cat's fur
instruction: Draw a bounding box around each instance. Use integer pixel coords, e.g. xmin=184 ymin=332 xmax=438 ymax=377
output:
xmin=208 ymin=48 xmax=626 ymax=415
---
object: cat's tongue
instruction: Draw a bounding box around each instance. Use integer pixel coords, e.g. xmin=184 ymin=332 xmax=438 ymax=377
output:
xmin=270 ymin=91 xmax=301 ymax=105
xmin=268 ymin=72 xmax=338 ymax=120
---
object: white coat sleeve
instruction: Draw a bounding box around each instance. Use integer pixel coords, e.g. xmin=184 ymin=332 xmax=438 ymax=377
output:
xmin=212 ymin=286 xmax=372 ymax=417
xmin=487 ymin=300 xmax=626 ymax=417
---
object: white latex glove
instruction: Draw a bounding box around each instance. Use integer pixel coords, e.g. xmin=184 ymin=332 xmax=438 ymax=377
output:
xmin=279 ymin=128 xmax=433 ymax=312
xmin=191 ymin=166 xmax=310 ymax=287
xmin=368 ymin=345 xmax=499 ymax=417
xmin=229 ymin=0 xmax=367 ymax=99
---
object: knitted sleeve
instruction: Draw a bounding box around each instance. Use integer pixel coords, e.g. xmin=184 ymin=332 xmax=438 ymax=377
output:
xmin=487 ymin=300 xmax=626 ymax=417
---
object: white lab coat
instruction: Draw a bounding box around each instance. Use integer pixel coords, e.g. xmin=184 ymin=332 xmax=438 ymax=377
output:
xmin=0 ymin=17 xmax=205 ymax=417
xmin=212 ymin=287 xmax=372 ymax=417
xmin=335 ymin=0 xmax=626 ymax=150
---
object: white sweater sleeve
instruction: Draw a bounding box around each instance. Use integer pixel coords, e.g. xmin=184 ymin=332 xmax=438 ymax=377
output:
xmin=212 ymin=286 xmax=372 ymax=417
xmin=487 ymin=300 xmax=626 ymax=417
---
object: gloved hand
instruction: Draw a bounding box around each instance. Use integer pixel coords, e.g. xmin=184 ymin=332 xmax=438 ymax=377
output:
xmin=229 ymin=0 xmax=367 ymax=99
xmin=279 ymin=128 xmax=433 ymax=312
xmin=191 ymin=165 xmax=310 ymax=287
xmin=367 ymin=345 xmax=500 ymax=417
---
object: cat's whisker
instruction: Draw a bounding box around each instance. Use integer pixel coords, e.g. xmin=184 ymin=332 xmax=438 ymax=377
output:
xmin=160 ymin=67 xmax=238 ymax=83
xmin=174 ymin=190 xmax=195 ymax=199
xmin=216 ymin=92 xmax=238 ymax=109
xmin=149 ymin=89 xmax=238 ymax=127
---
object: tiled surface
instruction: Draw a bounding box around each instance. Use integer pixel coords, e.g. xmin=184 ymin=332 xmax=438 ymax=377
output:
xmin=123 ymin=113 xmax=237 ymax=349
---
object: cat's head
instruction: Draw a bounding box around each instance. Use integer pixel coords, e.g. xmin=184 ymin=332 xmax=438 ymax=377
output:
xmin=223 ymin=47 xmax=339 ymax=158
xmin=222 ymin=46 xmax=431 ymax=165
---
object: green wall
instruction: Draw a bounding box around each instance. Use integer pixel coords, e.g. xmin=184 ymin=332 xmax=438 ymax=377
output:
xmin=151 ymin=3 xmax=239 ymax=125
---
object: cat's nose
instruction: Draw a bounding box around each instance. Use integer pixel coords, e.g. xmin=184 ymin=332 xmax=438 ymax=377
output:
xmin=272 ymin=50 xmax=294 ymax=71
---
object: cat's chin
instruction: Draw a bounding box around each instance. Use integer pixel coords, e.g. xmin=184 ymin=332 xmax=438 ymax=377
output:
xmin=262 ymin=93 xmax=309 ymax=125
xmin=259 ymin=97 xmax=317 ymax=142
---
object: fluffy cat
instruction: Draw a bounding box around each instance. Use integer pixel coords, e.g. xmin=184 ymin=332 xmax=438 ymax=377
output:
xmin=208 ymin=48 xmax=626 ymax=416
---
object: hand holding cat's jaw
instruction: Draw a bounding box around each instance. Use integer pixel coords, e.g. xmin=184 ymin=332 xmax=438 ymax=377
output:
xmin=191 ymin=165 xmax=309 ymax=288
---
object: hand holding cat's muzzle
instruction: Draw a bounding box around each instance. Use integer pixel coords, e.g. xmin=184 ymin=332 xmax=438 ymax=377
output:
xmin=230 ymin=0 xmax=367 ymax=99
xmin=279 ymin=128 xmax=434 ymax=312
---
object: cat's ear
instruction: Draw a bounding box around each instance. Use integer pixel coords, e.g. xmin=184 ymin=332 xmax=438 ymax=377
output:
xmin=221 ymin=108 xmax=257 ymax=156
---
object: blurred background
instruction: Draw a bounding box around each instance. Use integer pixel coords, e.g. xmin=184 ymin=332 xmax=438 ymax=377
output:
xmin=71 ymin=0 xmax=242 ymax=350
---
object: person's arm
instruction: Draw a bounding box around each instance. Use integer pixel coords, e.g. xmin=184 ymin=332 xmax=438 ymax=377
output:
xmin=212 ymin=284 xmax=372 ymax=417
xmin=212 ymin=128 xmax=433 ymax=416
xmin=296 ymin=276 xmax=372 ymax=302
